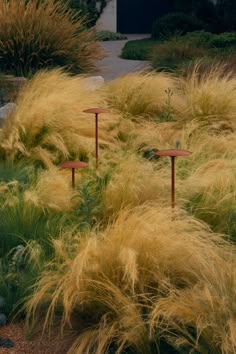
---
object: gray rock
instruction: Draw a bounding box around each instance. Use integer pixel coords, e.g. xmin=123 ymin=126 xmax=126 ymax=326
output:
xmin=0 ymin=102 xmax=17 ymax=127
xmin=0 ymin=337 xmax=14 ymax=348
xmin=82 ymin=76 xmax=104 ymax=91
xmin=0 ymin=313 xmax=7 ymax=326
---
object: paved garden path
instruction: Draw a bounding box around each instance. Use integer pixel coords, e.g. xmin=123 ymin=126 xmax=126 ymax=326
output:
xmin=96 ymin=34 xmax=150 ymax=81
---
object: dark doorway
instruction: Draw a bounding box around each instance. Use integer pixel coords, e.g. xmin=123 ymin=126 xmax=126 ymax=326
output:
xmin=117 ymin=0 xmax=172 ymax=34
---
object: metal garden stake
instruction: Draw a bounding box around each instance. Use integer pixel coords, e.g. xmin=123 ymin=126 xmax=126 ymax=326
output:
xmin=83 ymin=108 xmax=110 ymax=168
xmin=155 ymin=149 xmax=192 ymax=210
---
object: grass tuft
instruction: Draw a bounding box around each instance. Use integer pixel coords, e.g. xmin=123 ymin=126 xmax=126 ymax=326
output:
xmin=0 ymin=0 xmax=104 ymax=76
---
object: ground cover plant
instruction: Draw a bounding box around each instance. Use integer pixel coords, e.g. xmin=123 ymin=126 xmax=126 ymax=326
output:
xmin=1 ymin=62 xmax=236 ymax=353
xmin=0 ymin=0 xmax=103 ymax=77
xmin=96 ymin=30 xmax=127 ymax=41
xmin=121 ymin=38 xmax=158 ymax=61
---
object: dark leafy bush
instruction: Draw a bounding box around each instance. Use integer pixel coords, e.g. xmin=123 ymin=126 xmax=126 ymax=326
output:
xmin=172 ymin=0 xmax=217 ymax=32
xmin=208 ymin=32 xmax=236 ymax=48
xmin=152 ymin=12 xmax=205 ymax=39
xmin=183 ymin=31 xmax=213 ymax=47
xmin=0 ymin=0 xmax=104 ymax=77
xmin=121 ymin=38 xmax=158 ymax=60
xmin=180 ymin=31 xmax=236 ymax=50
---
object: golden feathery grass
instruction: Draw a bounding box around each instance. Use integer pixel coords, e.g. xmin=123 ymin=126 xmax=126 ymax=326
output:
xmin=104 ymin=71 xmax=184 ymax=119
xmin=0 ymin=69 xmax=117 ymax=166
xmin=181 ymin=158 xmax=236 ymax=231
xmin=0 ymin=180 xmax=20 ymax=208
xmin=102 ymin=154 xmax=169 ymax=214
xmin=0 ymin=0 xmax=104 ymax=76
xmin=26 ymin=205 xmax=235 ymax=353
xmin=24 ymin=168 xmax=76 ymax=212
xmin=178 ymin=62 xmax=236 ymax=128
xmin=150 ymin=262 xmax=236 ymax=353
xmin=3 ymin=50 xmax=236 ymax=354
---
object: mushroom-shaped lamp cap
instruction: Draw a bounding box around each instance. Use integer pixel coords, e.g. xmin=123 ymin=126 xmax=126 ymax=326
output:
xmin=155 ymin=149 xmax=192 ymax=157
xmin=83 ymin=108 xmax=110 ymax=114
xmin=58 ymin=161 xmax=88 ymax=169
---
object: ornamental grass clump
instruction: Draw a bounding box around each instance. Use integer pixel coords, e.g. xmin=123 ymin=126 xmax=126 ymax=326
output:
xmin=105 ymin=72 xmax=184 ymax=119
xmin=182 ymin=158 xmax=236 ymax=234
xmin=0 ymin=0 xmax=104 ymax=76
xmin=0 ymin=69 xmax=115 ymax=166
xmin=24 ymin=168 xmax=75 ymax=212
xmin=102 ymin=154 xmax=168 ymax=214
xmin=26 ymin=206 xmax=236 ymax=353
xmin=178 ymin=62 xmax=236 ymax=128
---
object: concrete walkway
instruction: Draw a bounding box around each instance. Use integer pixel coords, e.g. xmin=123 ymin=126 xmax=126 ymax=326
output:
xmin=95 ymin=34 xmax=151 ymax=81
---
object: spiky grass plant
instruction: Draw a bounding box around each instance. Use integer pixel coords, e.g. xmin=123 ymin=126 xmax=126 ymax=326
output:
xmin=26 ymin=205 xmax=236 ymax=353
xmin=164 ymin=124 xmax=236 ymax=235
xmin=0 ymin=240 xmax=44 ymax=317
xmin=102 ymin=154 xmax=168 ymax=215
xmin=0 ymin=179 xmax=75 ymax=256
xmin=0 ymin=0 xmax=104 ymax=76
xmin=24 ymin=168 xmax=75 ymax=212
xmin=104 ymin=72 xmax=184 ymax=119
xmin=0 ymin=69 xmax=115 ymax=166
xmin=0 ymin=160 xmax=32 ymax=184
xmin=178 ymin=62 xmax=236 ymax=128
xmin=182 ymin=158 xmax=236 ymax=234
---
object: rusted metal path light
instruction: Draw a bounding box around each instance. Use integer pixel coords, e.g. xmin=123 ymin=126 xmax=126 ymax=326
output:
xmin=83 ymin=108 xmax=110 ymax=169
xmin=58 ymin=161 xmax=88 ymax=189
xmin=155 ymin=149 xmax=192 ymax=209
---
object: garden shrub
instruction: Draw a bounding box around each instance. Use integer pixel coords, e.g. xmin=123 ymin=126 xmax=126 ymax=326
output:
xmin=208 ymin=32 xmax=236 ymax=48
xmin=96 ymin=30 xmax=127 ymax=41
xmin=184 ymin=31 xmax=236 ymax=49
xmin=0 ymin=0 xmax=104 ymax=77
xmin=173 ymin=0 xmax=217 ymax=32
xmin=152 ymin=12 xmax=205 ymax=39
xmin=121 ymin=38 xmax=158 ymax=60
xmin=183 ymin=31 xmax=213 ymax=47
